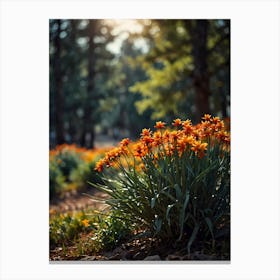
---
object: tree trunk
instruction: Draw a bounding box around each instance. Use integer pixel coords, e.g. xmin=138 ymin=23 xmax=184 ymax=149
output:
xmin=53 ymin=19 xmax=64 ymax=145
xmin=81 ymin=20 xmax=96 ymax=148
xmin=191 ymin=20 xmax=210 ymax=122
xmin=221 ymin=88 xmax=228 ymax=118
xmin=68 ymin=20 xmax=77 ymax=144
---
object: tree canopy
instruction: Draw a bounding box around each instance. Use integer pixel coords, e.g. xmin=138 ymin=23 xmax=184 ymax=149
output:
xmin=49 ymin=19 xmax=230 ymax=148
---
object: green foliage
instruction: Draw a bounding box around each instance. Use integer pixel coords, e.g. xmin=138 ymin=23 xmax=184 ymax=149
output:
xmin=49 ymin=161 xmax=66 ymax=198
xmin=49 ymin=148 xmax=83 ymax=197
xmin=49 ymin=19 xmax=116 ymax=147
xmin=91 ymin=210 xmax=132 ymax=252
xmin=129 ymin=19 xmax=230 ymax=121
xmin=49 ymin=211 xmax=94 ymax=247
xmin=130 ymin=56 xmax=193 ymax=120
xmin=93 ymin=117 xmax=230 ymax=254
xmin=98 ymin=145 xmax=229 ymax=253
xmin=50 ymin=19 xmax=229 ymax=146
xmin=49 ymin=144 xmax=111 ymax=199
xmin=70 ymin=161 xmax=103 ymax=190
xmin=49 ymin=209 xmax=132 ymax=254
xmin=56 ymin=150 xmax=83 ymax=180
xmin=99 ymin=38 xmax=154 ymax=138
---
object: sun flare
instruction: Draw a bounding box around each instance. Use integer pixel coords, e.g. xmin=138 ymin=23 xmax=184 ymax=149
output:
xmin=105 ymin=19 xmax=144 ymax=35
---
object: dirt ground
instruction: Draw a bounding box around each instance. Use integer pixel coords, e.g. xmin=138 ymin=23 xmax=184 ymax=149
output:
xmin=50 ymin=188 xmax=108 ymax=213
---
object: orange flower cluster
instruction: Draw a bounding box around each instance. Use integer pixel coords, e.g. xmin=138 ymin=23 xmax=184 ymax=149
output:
xmin=49 ymin=144 xmax=87 ymax=158
xmin=49 ymin=144 xmax=113 ymax=164
xmin=95 ymin=115 xmax=230 ymax=172
xmin=94 ymin=138 xmax=131 ymax=172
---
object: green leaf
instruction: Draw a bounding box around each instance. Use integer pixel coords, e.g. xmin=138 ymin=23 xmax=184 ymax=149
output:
xmin=204 ymin=217 xmax=214 ymax=239
xmin=178 ymin=191 xmax=190 ymax=241
xmin=174 ymin=184 xmax=182 ymax=200
xmin=182 ymin=191 xmax=190 ymax=213
xmin=151 ymin=197 xmax=156 ymax=209
xmin=87 ymin=182 xmax=113 ymax=194
xmin=161 ymin=190 xmax=177 ymax=202
xmin=166 ymin=204 xmax=175 ymax=226
xmin=186 ymin=165 xmax=194 ymax=177
xmin=151 ymin=193 xmax=159 ymax=209
xmin=154 ymin=216 xmax=162 ymax=234
xmin=187 ymin=223 xmax=200 ymax=255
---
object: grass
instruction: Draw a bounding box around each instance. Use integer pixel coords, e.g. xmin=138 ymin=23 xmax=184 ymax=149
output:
xmin=49 ymin=208 xmax=133 ymax=260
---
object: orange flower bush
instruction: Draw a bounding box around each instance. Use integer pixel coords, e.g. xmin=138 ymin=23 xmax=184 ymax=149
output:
xmin=49 ymin=144 xmax=112 ymax=198
xmin=95 ymin=115 xmax=230 ymax=173
xmin=93 ymin=115 xmax=230 ymax=254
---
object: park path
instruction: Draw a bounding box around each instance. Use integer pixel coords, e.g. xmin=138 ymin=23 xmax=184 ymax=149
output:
xmin=50 ymin=188 xmax=109 ymax=214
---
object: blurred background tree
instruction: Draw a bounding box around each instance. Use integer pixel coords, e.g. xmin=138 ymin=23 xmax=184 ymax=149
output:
xmin=50 ymin=19 xmax=230 ymax=148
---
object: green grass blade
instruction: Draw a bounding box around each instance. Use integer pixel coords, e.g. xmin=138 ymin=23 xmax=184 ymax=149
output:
xmin=187 ymin=223 xmax=200 ymax=255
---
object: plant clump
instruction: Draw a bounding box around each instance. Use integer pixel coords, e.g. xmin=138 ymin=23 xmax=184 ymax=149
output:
xmin=49 ymin=144 xmax=112 ymax=198
xmin=93 ymin=115 xmax=230 ymax=256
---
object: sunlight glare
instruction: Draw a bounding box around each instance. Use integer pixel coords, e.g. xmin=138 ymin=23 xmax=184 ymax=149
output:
xmin=106 ymin=19 xmax=144 ymax=35
xmin=105 ymin=19 xmax=146 ymax=54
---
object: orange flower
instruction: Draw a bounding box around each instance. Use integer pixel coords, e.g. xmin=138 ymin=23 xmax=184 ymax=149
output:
xmin=191 ymin=141 xmax=200 ymax=153
xmin=172 ymin=118 xmax=182 ymax=127
xmin=211 ymin=116 xmax=220 ymax=124
xmin=200 ymin=122 xmax=213 ymax=138
xmin=152 ymin=131 xmax=162 ymax=147
xmin=199 ymin=142 xmax=208 ymax=151
xmin=141 ymin=135 xmax=153 ymax=146
xmin=191 ymin=141 xmax=208 ymax=157
xmin=95 ymin=159 xmax=105 ymax=172
xmin=170 ymin=131 xmax=180 ymax=141
xmin=213 ymin=120 xmax=224 ymax=132
xmin=165 ymin=144 xmax=175 ymax=156
xmin=134 ymin=143 xmax=147 ymax=158
xmin=141 ymin=128 xmax=151 ymax=137
xmin=154 ymin=121 xmax=166 ymax=129
xmin=82 ymin=219 xmax=90 ymax=227
xmin=177 ymin=135 xmax=195 ymax=153
xmin=119 ymin=138 xmax=130 ymax=154
xmin=163 ymin=130 xmax=170 ymax=141
xmin=182 ymin=120 xmax=193 ymax=135
xmin=106 ymin=147 xmax=121 ymax=160
xmin=216 ymin=131 xmax=230 ymax=145
xmin=202 ymin=114 xmax=211 ymax=121
xmin=120 ymin=138 xmax=130 ymax=147
xmin=92 ymin=115 xmax=229 ymax=173
xmin=182 ymin=119 xmax=192 ymax=126
xmin=177 ymin=140 xmax=187 ymax=154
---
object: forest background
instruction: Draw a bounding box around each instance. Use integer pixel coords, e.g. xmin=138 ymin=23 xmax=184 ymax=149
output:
xmin=50 ymin=19 xmax=230 ymax=148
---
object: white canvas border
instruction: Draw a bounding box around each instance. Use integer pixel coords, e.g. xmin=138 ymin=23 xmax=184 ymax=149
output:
xmin=0 ymin=0 xmax=279 ymax=279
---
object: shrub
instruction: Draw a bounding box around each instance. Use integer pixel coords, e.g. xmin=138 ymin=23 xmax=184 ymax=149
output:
xmin=49 ymin=210 xmax=95 ymax=248
xmin=91 ymin=210 xmax=133 ymax=252
xmin=49 ymin=209 xmax=132 ymax=254
xmin=51 ymin=145 xmax=84 ymax=181
xmin=70 ymin=161 xmax=104 ymax=191
xmin=49 ymin=144 xmax=84 ymax=197
xmin=49 ymin=161 xmax=66 ymax=199
xmin=49 ymin=145 xmax=112 ymax=198
xmin=93 ymin=115 xmax=230 ymax=254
